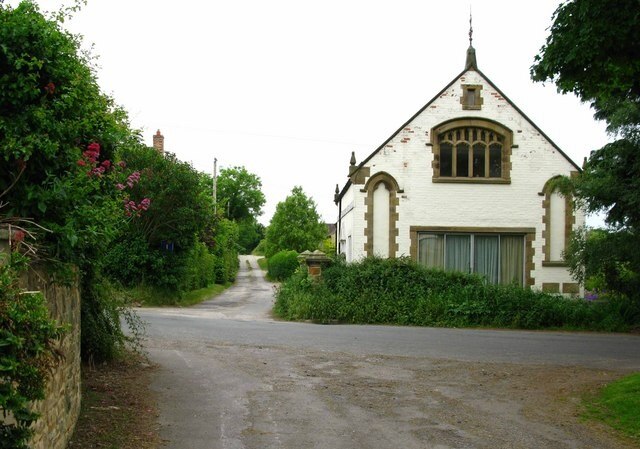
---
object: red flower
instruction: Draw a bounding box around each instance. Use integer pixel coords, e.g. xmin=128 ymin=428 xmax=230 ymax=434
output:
xmin=77 ymin=159 xmax=86 ymax=166
xmin=44 ymin=82 xmax=55 ymax=95
xmin=87 ymin=142 xmax=100 ymax=153
xmin=101 ymin=160 xmax=111 ymax=169
xmin=14 ymin=230 xmax=25 ymax=242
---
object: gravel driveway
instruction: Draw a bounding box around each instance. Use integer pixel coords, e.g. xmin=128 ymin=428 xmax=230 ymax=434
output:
xmin=139 ymin=256 xmax=640 ymax=449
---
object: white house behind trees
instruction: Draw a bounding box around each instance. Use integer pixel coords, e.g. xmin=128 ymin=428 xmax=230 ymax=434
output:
xmin=334 ymin=41 xmax=583 ymax=295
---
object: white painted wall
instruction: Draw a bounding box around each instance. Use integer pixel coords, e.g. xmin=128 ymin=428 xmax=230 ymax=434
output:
xmin=549 ymin=191 xmax=566 ymax=261
xmin=372 ymin=182 xmax=390 ymax=257
xmin=338 ymin=68 xmax=585 ymax=290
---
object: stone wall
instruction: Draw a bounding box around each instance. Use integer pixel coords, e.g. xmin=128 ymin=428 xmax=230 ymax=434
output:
xmin=0 ymin=256 xmax=82 ymax=449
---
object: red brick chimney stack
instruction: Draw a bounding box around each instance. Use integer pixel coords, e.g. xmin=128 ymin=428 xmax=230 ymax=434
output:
xmin=153 ymin=129 xmax=164 ymax=154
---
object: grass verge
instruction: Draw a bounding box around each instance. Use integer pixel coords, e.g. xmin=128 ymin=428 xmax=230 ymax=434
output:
xmin=123 ymin=283 xmax=232 ymax=307
xmin=175 ymin=283 xmax=231 ymax=307
xmin=257 ymin=257 xmax=268 ymax=271
xmin=583 ymin=372 xmax=640 ymax=442
xmin=68 ymin=353 xmax=161 ymax=449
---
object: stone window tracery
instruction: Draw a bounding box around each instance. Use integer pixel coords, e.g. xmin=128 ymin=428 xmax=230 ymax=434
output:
xmin=432 ymin=119 xmax=512 ymax=184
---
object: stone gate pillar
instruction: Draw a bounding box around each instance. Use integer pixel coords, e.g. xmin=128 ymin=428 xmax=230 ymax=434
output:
xmin=298 ymin=250 xmax=332 ymax=280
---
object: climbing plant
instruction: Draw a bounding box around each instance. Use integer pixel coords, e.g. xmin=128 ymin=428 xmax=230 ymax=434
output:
xmin=0 ymin=253 xmax=65 ymax=449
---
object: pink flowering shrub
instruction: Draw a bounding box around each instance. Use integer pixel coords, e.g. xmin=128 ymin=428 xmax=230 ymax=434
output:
xmin=76 ymin=142 xmax=151 ymax=218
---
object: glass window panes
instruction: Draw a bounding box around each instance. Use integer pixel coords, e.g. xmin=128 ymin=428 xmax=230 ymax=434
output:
xmin=437 ymin=127 xmax=505 ymax=179
xmin=418 ymin=233 xmax=524 ymax=286
xmin=440 ymin=143 xmax=453 ymax=176
xmin=456 ymin=143 xmax=469 ymax=177
xmin=489 ymin=144 xmax=502 ymax=177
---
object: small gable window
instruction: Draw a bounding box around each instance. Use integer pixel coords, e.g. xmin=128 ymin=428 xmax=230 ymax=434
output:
xmin=432 ymin=119 xmax=512 ymax=184
xmin=461 ymin=84 xmax=483 ymax=110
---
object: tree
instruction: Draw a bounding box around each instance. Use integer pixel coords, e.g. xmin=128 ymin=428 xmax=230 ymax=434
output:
xmin=118 ymin=147 xmax=214 ymax=250
xmin=216 ymin=166 xmax=265 ymax=221
xmin=531 ymin=0 xmax=640 ymax=134
xmin=213 ymin=166 xmax=265 ymax=254
xmin=104 ymin=146 xmax=222 ymax=292
xmin=237 ymin=217 xmax=264 ymax=254
xmin=0 ymin=1 xmax=149 ymax=362
xmin=264 ymin=186 xmax=326 ymax=258
xmin=531 ymin=0 xmax=640 ymax=301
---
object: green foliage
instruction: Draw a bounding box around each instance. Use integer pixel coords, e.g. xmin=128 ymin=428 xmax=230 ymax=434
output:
xmin=80 ymin=276 xmax=145 ymax=364
xmin=0 ymin=2 xmax=150 ymax=363
xmin=104 ymin=146 xmax=230 ymax=296
xmin=267 ymin=250 xmax=299 ymax=281
xmin=0 ymin=1 xmax=143 ymax=260
xmin=0 ymin=254 xmax=65 ymax=448
xmin=237 ymin=218 xmax=264 ymax=255
xmin=182 ymin=241 xmax=216 ymax=292
xmin=274 ymin=257 xmax=639 ymax=331
xmin=210 ymin=218 xmax=239 ymax=284
xmin=119 ymin=147 xmax=214 ymax=250
xmin=264 ymin=186 xmax=327 ymax=258
xmin=252 ymin=239 xmax=267 ymax=256
xmin=215 ymin=166 xmax=266 ymax=222
xmin=532 ymin=0 xmax=640 ymax=304
xmin=531 ymin=0 xmax=640 ymax=134
xmin=584 ymin=373 xmax=640 ymax=441
xmin=565 ymin=228 xmax=640 ymax=301
xmin=576 ymin=136 xmax=640 ymax=230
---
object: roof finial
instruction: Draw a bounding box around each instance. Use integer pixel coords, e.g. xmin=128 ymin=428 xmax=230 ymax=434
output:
xmin=464 ymin=6 xmax=478 ymax=70
xmin=469 ymin=7 xmax=473 ymax=47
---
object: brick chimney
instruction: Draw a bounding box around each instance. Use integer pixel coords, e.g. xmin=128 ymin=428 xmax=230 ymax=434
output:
xmin=153 ymin=129 xmax=164 ymax=153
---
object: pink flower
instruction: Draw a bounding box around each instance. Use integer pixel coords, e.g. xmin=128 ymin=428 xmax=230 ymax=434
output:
xmin=118 ymin=161 xmax=126 ymax=169
xmin=77 ymin=159 xmax=86 ymax=166
xmin=116 ymin=183 xmax=125 ymax=190
xmin=87 ymin=142 xmax=100 ymax=153
xmin=140 ymin=198 xmax=151 ymax=210
xmin=101 ymin=160 xmax=111 ymax=169
xmin=83 ymin=150 xmax=98 ymax=163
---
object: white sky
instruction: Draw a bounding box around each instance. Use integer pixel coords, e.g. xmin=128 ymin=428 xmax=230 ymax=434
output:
xmin=14 ymin=0 xmax=610 ymax=226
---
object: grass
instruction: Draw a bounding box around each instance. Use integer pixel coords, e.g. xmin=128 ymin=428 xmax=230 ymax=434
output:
xmin=123 ymin=283 xmax=232 ymax=307
xmin=583 ymin=372 xmax=640 ymax=442
xmin=174 ymin=283 xmax=231 ymax=307
xmin=257 ymin=257 xmax=268 ymax=271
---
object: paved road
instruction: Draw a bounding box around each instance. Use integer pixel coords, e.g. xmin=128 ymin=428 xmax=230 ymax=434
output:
xmin=139 ymin=255 xmax=640 ymax=449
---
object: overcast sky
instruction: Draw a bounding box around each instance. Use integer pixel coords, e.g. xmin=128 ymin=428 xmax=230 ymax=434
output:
xmin=16 ymin=0 xmax=610 ymax=225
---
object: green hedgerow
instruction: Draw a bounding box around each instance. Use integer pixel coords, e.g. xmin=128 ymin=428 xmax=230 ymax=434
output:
xmin=274 ymin=257 xmax=639 ymax=331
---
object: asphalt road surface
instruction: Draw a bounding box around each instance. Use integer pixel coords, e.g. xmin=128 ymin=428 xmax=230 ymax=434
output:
xmin=138 ymin=255 xmax=640 ymax=449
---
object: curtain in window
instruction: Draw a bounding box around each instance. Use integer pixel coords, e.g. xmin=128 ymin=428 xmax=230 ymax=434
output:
xmin=418 ymin=234 xmax=444 ymax=268
xmin=500 ymin=235 xmax=524 ymax=285
xmin=445 ymin=235 xmax=470 ymax=273
xmin=475 ymin=235 xmax=499 ymax=284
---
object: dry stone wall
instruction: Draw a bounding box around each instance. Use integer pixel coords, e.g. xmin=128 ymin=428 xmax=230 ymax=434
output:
xmin=19 ymin=266 xmax=81 ymax=449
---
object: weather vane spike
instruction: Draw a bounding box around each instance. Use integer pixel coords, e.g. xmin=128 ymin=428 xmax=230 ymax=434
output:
xmin=469 ymin=6 xmax=473 ymax=47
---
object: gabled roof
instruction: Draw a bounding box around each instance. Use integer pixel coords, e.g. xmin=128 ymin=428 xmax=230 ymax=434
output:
xmin=335 ymin=46 xmax=582 ymax=203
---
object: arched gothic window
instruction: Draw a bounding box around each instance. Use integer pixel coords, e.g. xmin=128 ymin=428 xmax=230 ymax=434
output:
xmin=432 ymin=119 xmax=512 ymax=183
